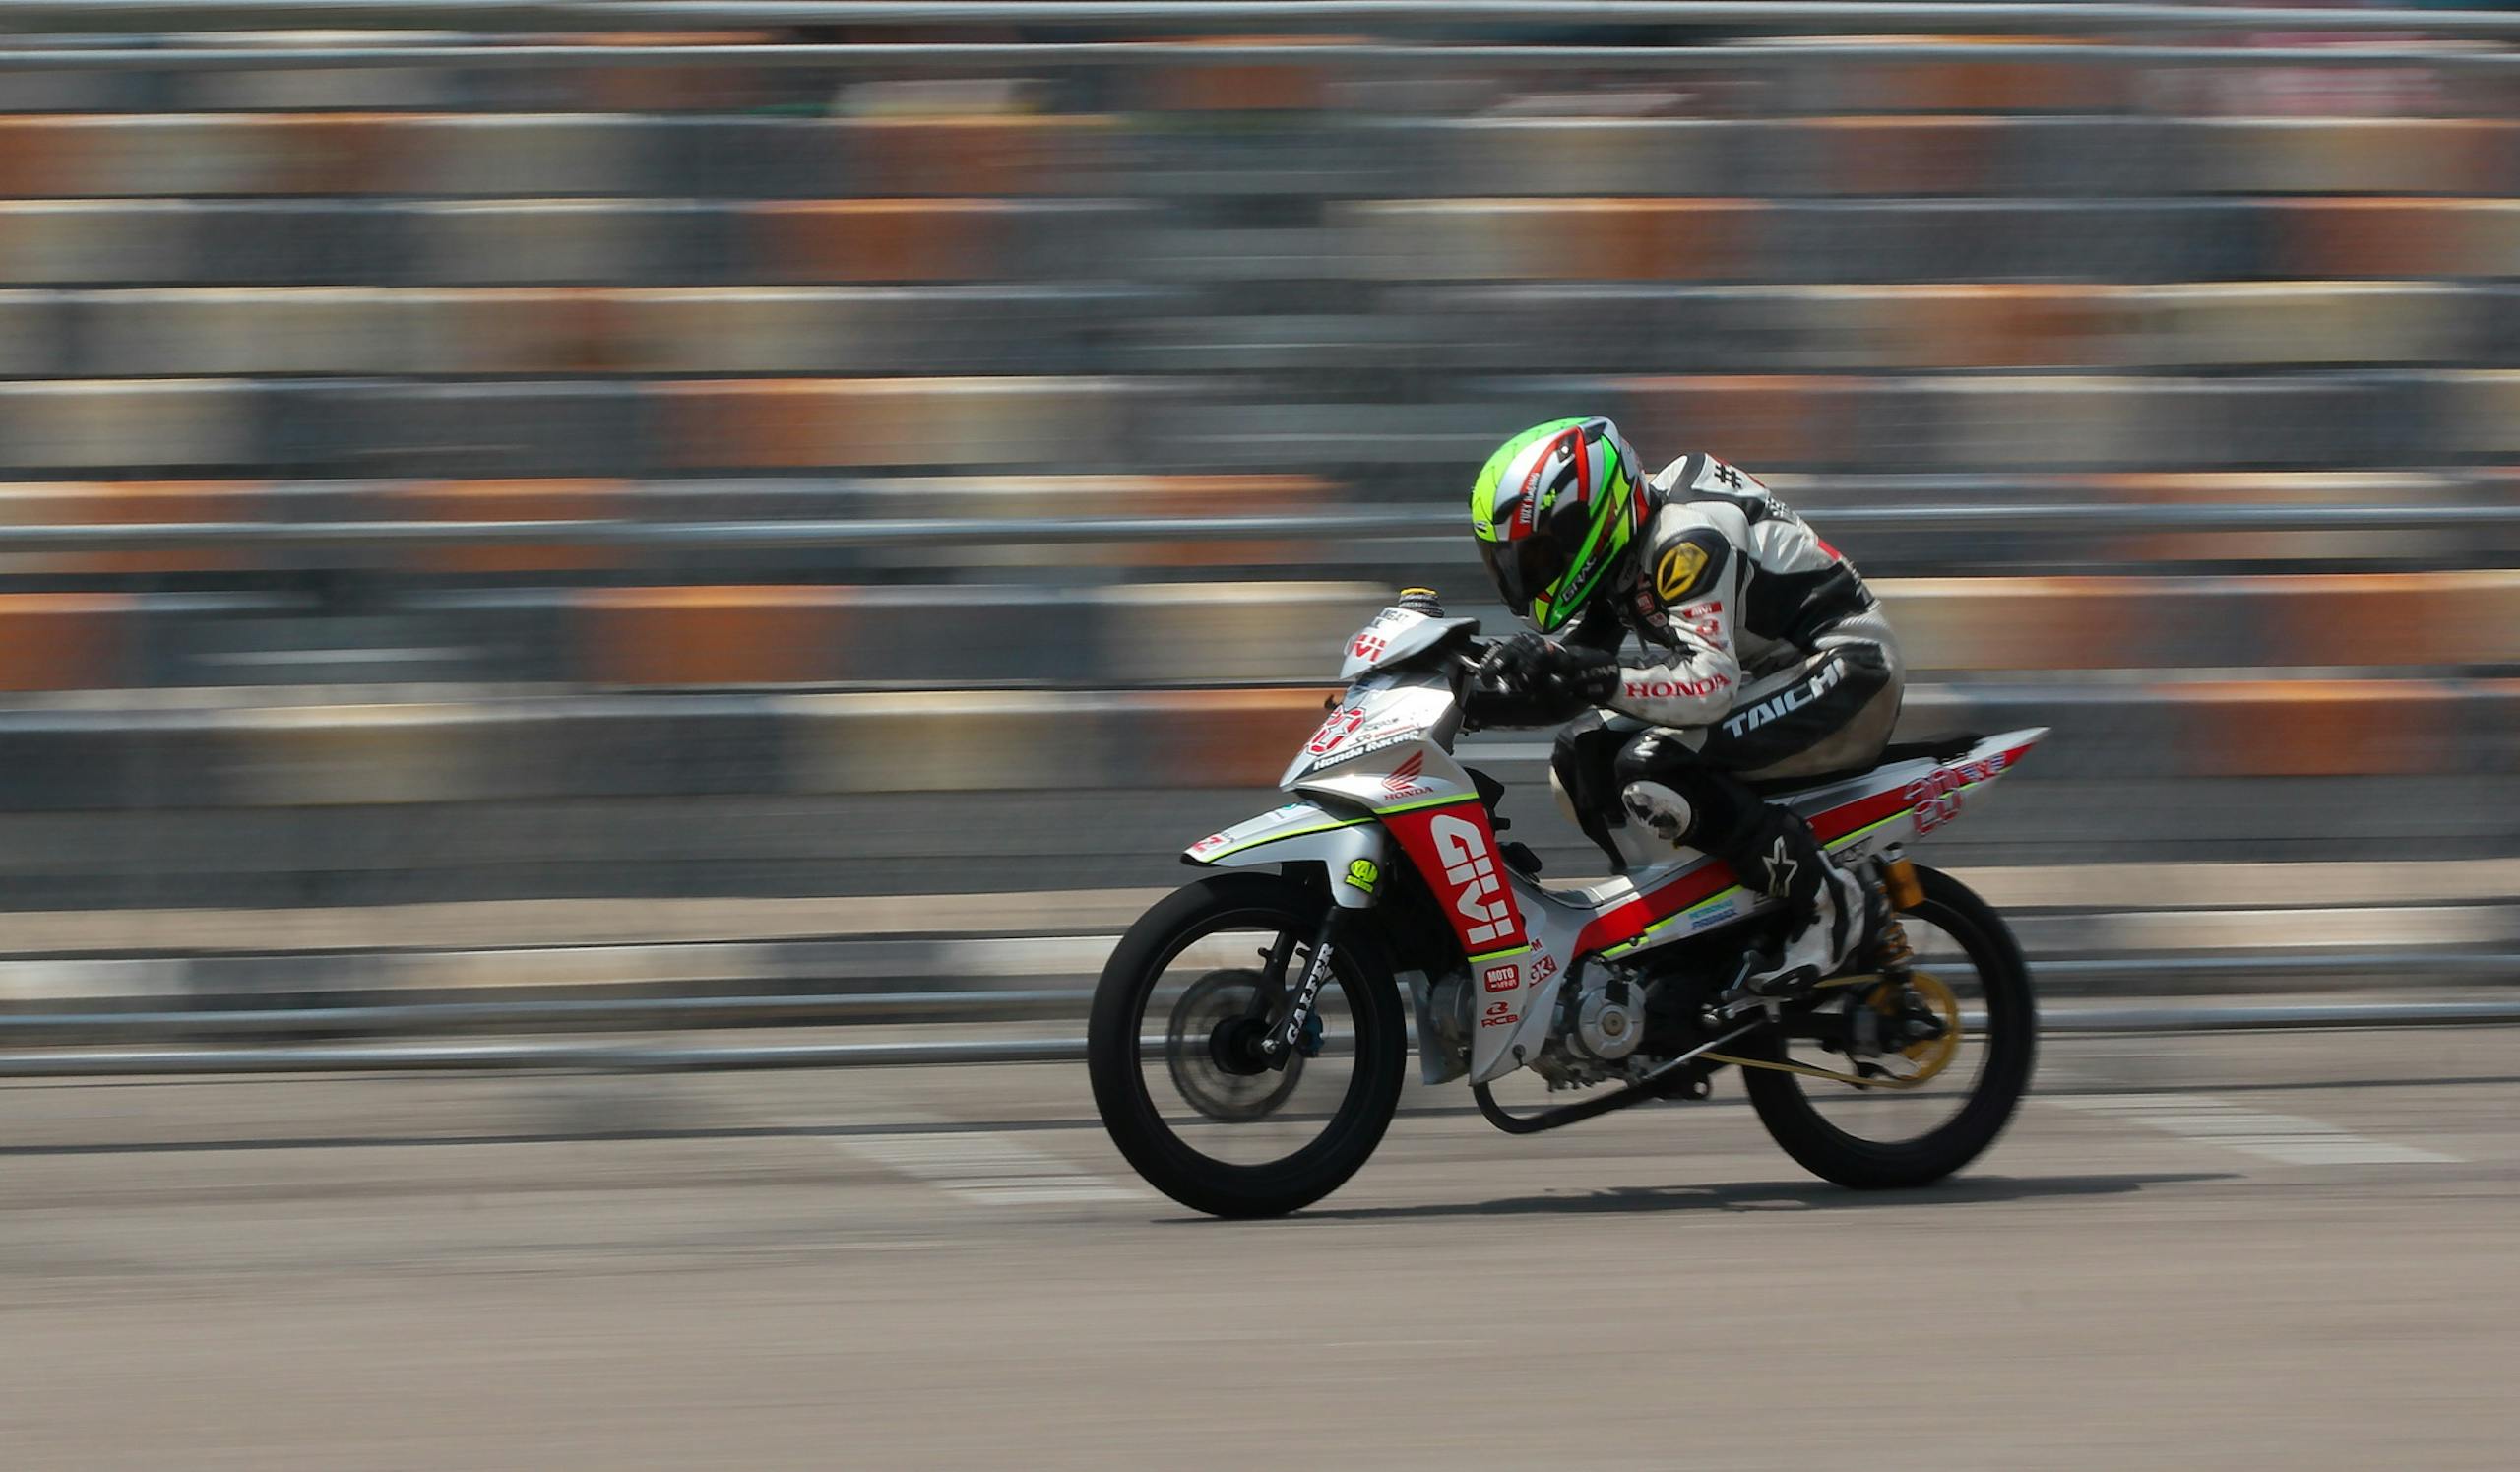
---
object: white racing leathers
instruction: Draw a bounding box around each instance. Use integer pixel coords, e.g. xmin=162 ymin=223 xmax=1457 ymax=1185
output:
xmin=1557 ymin=452 xmax=1904 ymax=991
xmin=1592 ymin=453 xmax=1901 ymax=767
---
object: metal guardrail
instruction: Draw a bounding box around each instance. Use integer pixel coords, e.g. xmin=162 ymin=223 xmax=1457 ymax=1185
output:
xmin=2 ymin=953 xmax=2511 ymax=1042
xmin=4 ymin=998 xmax=2518 ymax=1075
xmin=11 ymin=3 xmax=2520 ymax=39
xmin=7 ymin=40 xmax=2520 ymax=72
xmin=0 ymin=990 xmax=1102 ymax=1038
xmin=0 ymin=501 xmax=2509 ymax=553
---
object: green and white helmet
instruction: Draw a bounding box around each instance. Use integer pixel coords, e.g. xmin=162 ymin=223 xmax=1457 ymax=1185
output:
xmin=1469 ymin=416 xmax=1644 ymax=633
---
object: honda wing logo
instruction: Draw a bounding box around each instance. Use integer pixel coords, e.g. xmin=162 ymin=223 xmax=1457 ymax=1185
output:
xmin=1428 ymin=813 xmax=1515 ymax=949
xmin=1380 ymin=752 xmax=1429 ymax=797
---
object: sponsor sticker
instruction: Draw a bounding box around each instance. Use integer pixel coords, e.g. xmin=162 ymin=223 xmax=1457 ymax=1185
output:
xmin=1336 ymin=728 xmax=1429 ymax=764
xmin=1903 ymin=752 xmax=2004 ymax=834
xmin=1481 ymin=963 xmax=1520 ymax=993
xmin=1719 ymin=655 xmax=1847 ymax=738
xmin=1350 ymin=633 xmax=1388 ymax=662
xmin=1345 ymin=859 xmax=1380 ymax=894
xmin=1432 ymin=815 xmax=1516 ymax=949
xmin=1306 ymin=705 xmax=1367 ymax=755
xmin=1622 ymin=673 xmax=1731 ymax=701
xmin=1674 ymin=599 xmax=1727 ymax=644
xmin=1655 ymin=541 xmax=1712 ymax=601
xmin=1480 ymin=999 xmax=1519 ymax=1029
xmin=1380 ymin=803 xmax=1528 ymax=956
xmin=1378 ymin=753 xmax=1426 ymax=796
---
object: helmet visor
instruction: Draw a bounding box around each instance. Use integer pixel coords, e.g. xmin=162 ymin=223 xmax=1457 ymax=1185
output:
xmin=1480 ymin=529 xmax=1569 ymax=621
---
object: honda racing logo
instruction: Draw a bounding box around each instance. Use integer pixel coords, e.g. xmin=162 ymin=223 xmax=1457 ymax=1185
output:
xmin=1428 ymin=813 xmax=1514 ymax=949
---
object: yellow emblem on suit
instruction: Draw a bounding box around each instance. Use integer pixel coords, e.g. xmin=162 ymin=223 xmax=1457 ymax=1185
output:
xmin=1655 ymin=542 xmax=1710 ymax=601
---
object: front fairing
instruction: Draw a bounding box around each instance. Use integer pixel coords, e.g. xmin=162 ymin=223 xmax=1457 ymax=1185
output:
xmin=1281 ymin=669 xmax=1465 ymax=789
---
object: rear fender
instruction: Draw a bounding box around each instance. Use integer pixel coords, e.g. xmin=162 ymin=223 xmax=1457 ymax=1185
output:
xmin=1798 ymin=727 xmax=2051 ymax=864
xmin=1183 ymin=801 xmax=1392 ymax=909
xmin=1873 ymin=727 xmax=2048 ymax=850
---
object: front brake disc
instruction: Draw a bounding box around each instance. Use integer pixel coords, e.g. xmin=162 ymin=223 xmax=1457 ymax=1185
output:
xmin=1166 ymin=967 xmax=1305 ymax=1122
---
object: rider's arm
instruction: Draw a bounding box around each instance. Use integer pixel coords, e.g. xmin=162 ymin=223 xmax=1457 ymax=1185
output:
xmin=1601 ymin=511 xmax=1745 ymax=729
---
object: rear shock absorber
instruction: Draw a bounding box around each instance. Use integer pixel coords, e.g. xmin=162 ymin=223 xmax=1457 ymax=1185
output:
xmin=1870 ymin=845 xmax=1923 ymax=976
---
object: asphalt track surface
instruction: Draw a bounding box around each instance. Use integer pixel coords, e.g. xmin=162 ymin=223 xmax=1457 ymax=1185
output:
xmin=3 ymin=1028 xmax=2514 ymax=1470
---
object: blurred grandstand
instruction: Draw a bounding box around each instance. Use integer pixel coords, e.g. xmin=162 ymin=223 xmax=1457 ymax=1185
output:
xmin=0 ymin=2 xmax=2510 ymax=1037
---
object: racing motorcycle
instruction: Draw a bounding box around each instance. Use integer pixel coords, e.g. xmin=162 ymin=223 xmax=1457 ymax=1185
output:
xmin=1087 ymin=593 xmax=2041 ymax=1218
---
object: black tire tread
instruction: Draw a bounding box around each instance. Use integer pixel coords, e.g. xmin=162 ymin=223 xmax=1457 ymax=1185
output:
xmin=1087 ymin=871 xmax=1407 ymax=1218
xmin=1739 ymin=864 xmax=2037 ymax=1190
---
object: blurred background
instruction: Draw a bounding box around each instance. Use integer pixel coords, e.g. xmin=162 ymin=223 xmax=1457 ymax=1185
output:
xmin=3 ymin=8 xmax=2519 ymax=1469
xmin=0 ymin=0 xmax=2511 ymax=1042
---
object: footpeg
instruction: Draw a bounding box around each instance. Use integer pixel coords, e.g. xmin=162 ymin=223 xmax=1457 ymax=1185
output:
xmin=1715 ymin=946 xmax=1818 ymax=1018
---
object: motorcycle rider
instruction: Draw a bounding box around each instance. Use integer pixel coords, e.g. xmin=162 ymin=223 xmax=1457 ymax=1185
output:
xmin=1467 ymin=416 xmax=1899 ymax=999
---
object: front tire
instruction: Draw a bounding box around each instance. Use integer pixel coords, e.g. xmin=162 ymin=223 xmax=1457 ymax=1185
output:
xmin=1088 ymin=871 xmax=1408 ymax=1218
xmin=1739 ymin=864 xmax=2037 ymax=1189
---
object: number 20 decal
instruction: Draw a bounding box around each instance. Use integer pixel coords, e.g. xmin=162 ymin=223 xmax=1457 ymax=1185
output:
xmin=1905 ymin=753 xmax=2006 ymax=834
xmin=1904 ymin=780 xmax=1961 ymax=834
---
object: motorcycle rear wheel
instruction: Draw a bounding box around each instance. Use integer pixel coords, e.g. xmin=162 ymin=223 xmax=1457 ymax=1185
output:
xmin=1738 ymin=864 xmax=2037 ymax=1189
xmin=1088 ymin=871 xmax=1407 ymax=1219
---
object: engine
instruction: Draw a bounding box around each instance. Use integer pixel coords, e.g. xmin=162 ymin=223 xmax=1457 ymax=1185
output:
xmin=1532 ymin=972 xmax=1649 ymax=1088
xmin=1424 ymin=966 xmax=1659 ymax=1089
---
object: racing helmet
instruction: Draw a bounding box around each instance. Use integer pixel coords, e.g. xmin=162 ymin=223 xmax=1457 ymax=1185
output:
xmin=1469 ymin=416 xmax=1644 ymax=633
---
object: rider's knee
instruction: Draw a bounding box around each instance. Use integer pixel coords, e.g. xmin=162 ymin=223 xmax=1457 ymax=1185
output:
xmin=1614 ymin=732 xmax=1762 ymax=854
xmin=1618 ymin=779 xmax=1695 ymax=845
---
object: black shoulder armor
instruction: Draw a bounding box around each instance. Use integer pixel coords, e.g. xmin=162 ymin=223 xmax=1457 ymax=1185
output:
xmin=1648 ymin=526 xmax=1730 ymax=606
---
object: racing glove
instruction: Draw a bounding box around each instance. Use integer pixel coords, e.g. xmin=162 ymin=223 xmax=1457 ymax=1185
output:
xmin=1484 ymin=633 xmax=1616 ymax=709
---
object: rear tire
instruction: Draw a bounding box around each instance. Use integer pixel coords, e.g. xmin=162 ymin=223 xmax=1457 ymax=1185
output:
xmin=1739 ymin=864 xmax=2036 ymax=1189
xmin=1088 ymin=871 xmax=1408 ymax=1218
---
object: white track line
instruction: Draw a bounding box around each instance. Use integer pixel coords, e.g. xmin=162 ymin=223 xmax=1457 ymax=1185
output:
xmin=2047 ymin=1092 xmax=2462 ymax=1166
xmin=834 ymin=1128 xmax=1146 ymax=1206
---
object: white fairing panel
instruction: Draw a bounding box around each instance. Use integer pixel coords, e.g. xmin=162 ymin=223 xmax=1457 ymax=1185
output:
xmin=1183 ymin=801 xmax=1393 ymax=909
xmin=1282 ymin=671 xmax=1460 ymax=788
xmin=1335 ymin=607 xmax=1480 ymax=683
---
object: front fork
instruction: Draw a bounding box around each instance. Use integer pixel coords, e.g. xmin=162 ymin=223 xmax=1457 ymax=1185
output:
xmin=1257 ymin=904 xmax=1343 ymax=1064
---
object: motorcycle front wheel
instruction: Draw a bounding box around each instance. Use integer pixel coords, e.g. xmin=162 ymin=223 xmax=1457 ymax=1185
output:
xmin=1088 ymin=871 xmax=1408 ymax=1218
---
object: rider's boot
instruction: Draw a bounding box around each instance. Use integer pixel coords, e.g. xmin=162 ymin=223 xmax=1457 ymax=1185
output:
xmin=1618 ymin=774 xmax=1881 ymax=1003
xmin=1720 ymin=805 xmax=1881 ymax=1004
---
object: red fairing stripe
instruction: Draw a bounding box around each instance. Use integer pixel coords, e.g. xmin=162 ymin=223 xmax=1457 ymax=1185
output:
xmin=1571 ymin=784 xmax=1910 ymax=955
xmin=1813 ymin=786 xmax=1914 ymax=843
xmin=1383 ymin=800 xmax=1529 ymax=956
xmin=1566 ymin=742 xmax=2041 ymax=958
xmin=1573 ymin=863 xmax=1736 ymax=954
